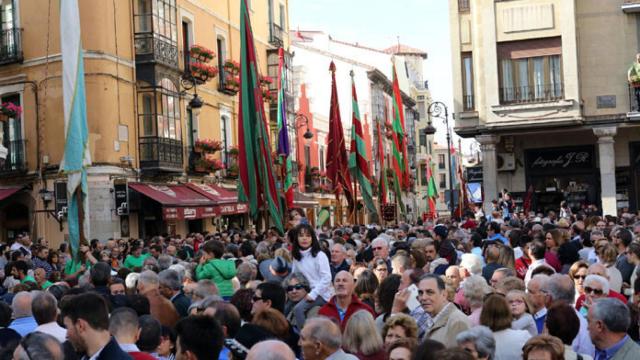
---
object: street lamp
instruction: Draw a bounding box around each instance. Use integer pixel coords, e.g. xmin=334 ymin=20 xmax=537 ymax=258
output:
xmin=426 ymin=101 xmax=455 ymax=215
xmin=293 ymin=113 xmax=314 ymax=140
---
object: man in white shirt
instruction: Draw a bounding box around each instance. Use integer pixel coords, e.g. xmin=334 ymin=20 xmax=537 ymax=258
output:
xmin=524 ymin=241 xmax=548 ymax=286
xmin=33 ymin=292 xmax=66 ymax=343
xmin=9 ymin=233 xmax=31 ymax=258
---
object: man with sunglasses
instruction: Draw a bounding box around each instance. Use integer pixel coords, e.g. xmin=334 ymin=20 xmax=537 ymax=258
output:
xmin=574 ymin=264 xmax=627 ymax=311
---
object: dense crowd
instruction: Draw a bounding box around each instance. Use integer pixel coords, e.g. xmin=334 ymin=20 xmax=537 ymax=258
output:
xmin=1 ymin=206 xmax=640 ymax=360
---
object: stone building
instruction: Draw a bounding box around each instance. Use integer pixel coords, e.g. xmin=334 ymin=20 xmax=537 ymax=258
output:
xmin=450 ymin=0 xmax=640 ymax=216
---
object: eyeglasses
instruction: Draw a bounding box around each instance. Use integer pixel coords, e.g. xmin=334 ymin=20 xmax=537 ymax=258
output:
xmin=286 ymin=284 xmax=305 ymax=292
xmin=573 ymin=275 xmax=587 ymax=280
xmin=584 ymin=286 xmax=604 ymax=295
xmin=375 ymin=267 xmax=388 ymax=272
xmin=252 ymin=295 xmax=264 ymax=302
xmin=372 ymin=247 xmax=384 ymax=251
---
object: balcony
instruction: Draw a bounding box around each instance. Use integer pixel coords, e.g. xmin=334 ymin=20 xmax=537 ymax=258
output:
xmin=0 ymin=140 xmax=26 ymax=174
xmin=499 ymin=83 xmax=563 ymax=105
xmin=139 ymin=137 xmax=183 ymax=173
xmin=269 ymin=23 xmax=284 ymax=47
xmin=629 ymin=84 xmax=640 ymax=120
xmin=0 ymin=28 xmax=22 ymax=65
xmin=622 ymin=0 xmax=640 ymax=13
xmin=133 ymin=14 xmax=179 ymax=69
xmin=218 ymin=68 xmax=239 ymax=96
xmin=458 ymin=0 xmax=470 ymax=12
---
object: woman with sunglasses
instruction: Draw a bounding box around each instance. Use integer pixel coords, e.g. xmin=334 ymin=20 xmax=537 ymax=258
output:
xmin=568 ymin=260 xmax=589 ymax=304
xmin=578 ymin=274 xmax=609 ymax=317
xmin=290 ymin=223 xmax=333 ymax=331
xmin=282 ymin=272 xmax=318 ymax=330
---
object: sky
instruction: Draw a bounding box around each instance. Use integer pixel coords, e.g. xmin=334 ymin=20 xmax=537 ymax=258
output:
xmin=289 ymin=0 xmax=467 ymax=150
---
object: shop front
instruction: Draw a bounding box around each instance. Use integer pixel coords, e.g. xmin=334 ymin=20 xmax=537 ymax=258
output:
xmin=128 ymin=183 xmax=217 ymax=238
xmin=0 ymin=187 xmax=30 ymax=243
xmin=185 ymin=183 xmax=249 ymax=231
xmin=525 ymin=146 xmax=599 ymax=214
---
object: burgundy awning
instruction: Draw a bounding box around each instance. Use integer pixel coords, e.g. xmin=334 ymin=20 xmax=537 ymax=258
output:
xmin=128 ymin=183 xmax=216 ymax=220
xmin=0 ymin=187 xmax=21 ymax=202
xmin=185 ymin=183 xmax=248 ymax=215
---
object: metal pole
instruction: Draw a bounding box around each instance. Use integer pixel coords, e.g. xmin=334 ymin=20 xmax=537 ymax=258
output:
xmin=444 ymin=110 xmax=454 ymax=216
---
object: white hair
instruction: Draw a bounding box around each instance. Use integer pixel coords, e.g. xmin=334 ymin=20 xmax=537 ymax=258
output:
xmin=584 ymin=274 xmax=610 ymax=295
xmin=460 ymin=253 xmax=483 ymax=275
xmin=371 ymin=237 xmax=389 ymax=248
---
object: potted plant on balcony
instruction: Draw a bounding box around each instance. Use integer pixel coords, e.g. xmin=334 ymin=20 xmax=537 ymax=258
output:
xmin=196 ymin=156 xmax=225 ymax=173
xmin=194 ymin=138 xmax=222 ymax=154
xmin=259 ymin=75 xmax=273 ymax=87
xmin=228 ymin=145 xmax=239 ymax=157
xmin=190 ymin=44 xmax=216 ymax=63
xmin=0 ymin=102 xmax=22 ymax=122
xmin=223 ymin=75 xmax=240 ymax=94
xmin=224 ymin=59 xmax=240 ymax=75
xmin=190 ymin=62 xmax=218 ymax=83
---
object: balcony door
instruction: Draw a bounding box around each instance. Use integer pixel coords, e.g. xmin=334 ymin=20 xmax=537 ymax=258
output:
xmin=0 ymin=0 xmax=16 ymax=58
xmin=1 ymin=93 xmax=22 ymax=170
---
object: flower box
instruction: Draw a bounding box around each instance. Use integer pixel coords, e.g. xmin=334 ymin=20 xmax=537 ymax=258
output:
xmin=195 ymin=139 xmax=223 ymax=153
xmin=196 ymin=156 xmax=225 ymax=172
xmin=224 ymin=60 xmax=240 ymax=75
xmin=0 ymin=102 xmax=22 ymax=122
xmin=259 ymin=75 xmax=273 ymax=87
xmin=190 ymin=62 xmax=218 ymax=83
xmin=190 ymin=45 xmax=216 ymax=63
xmin=228 ymin=146 xmax=239 ymax=156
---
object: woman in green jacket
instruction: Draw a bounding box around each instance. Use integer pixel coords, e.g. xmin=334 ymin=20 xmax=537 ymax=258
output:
xmin=196 ymin=239 xmax=237 ymax=298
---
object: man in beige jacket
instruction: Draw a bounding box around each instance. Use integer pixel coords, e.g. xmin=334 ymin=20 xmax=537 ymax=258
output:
xmin=418 ymin=273 xmax=471 ymax=347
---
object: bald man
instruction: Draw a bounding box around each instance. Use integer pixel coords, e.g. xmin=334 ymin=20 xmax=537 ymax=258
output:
xmin=247 ymin=340 xmax=295 ymax=360
xmin=574 ymin=263 xmax=627 ymax=310
xmin=317 ymin=271 xmax=375 ymax=330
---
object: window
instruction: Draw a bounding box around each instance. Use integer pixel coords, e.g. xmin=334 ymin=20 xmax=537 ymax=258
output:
xmin=139 ymin=78 xmax=181 ymax=140
xmin=155 ymin=0 xmax=177 ymax=42
xmin=319 ymin=145 xmax=325 ymax=171
xmin=1 ymin=93 xmax=23 ymax=170
xmin=137 ymin=0 xmax=151 ymax=32
xmin=182 ymin=20 xmax=191 ymax=69
xmin=186 ymin=108 xmax=196 ymax=147
xmin=461 ymin=53 xmax=474 ymax=111
xmin=217 ymin=36 xmax=226 ymax=85
xmin=219 ymin=114 xmax=232 ymax=165
xmin=142 ymin=94 xmax=155 ymax=136
xmin=279 ymin=3 xmax=285 ymax=29
xmin=438 ymin=154 xmax=445 ymax=169
xmin=304 ymin=145 xmax=311 ymax=168
xmin=439 ymin=174 xmax=446 ymax=188
xmin=420 ymin=164 xmax=427 ymax=186
xmin=498 ymin=37 xmax=563 ymax=104
xmin=419 ymin=130 xmax=427 ymax=148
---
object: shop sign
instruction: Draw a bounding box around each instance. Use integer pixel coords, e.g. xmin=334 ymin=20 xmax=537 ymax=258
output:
xmin=382 ymin=203 xmax=396 ymax=221
xmin=466 ymin=166 xmax=483 ymax=182
xmin=216 ymin=203 xmax=249 ymax=216
xmin=54 ymin=181 xmax=68 ymax=220
xmin=163 ymin=206 xmax=216 ymax=220
xmin=527 ymin=146 xmax=594 ymax=171
xmin=114 ymin=181 xmax=128 ymax=215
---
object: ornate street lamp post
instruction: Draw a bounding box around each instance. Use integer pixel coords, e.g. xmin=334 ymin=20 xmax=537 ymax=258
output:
xmin=425 ymin=101 xmax=454 ymax=215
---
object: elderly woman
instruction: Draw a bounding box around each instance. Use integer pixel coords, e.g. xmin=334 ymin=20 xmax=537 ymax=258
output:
xmin=480 ymin=293 xmax=531 ymax=359
xmin=462 ymin=275 xmax=492 ymax=325
xmin=522 ymin=335 xmax=565 ymax=360
xmin=381 ymin=314 xmax=418 ymax=347
xmin=456 ymin=325 xmax=496 ymax=360
xmin=568 ymin=261 xmax=589 ymax=304
xmin=343 ymin=310 xmax=386 ymax=360
xmin=577 ymin=274 xmax=609 ymax=316
xmin=282 ymin=272 xmax=318 ymax=329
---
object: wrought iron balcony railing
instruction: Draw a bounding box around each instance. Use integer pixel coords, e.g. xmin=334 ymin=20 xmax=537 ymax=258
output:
xmin=0 ymin=139 xmax=26 ymax=174
xmin=269 ymin=23 xmax=284 ymax=47
xmin=629 ymin=83 xmax=640 ymax=112
xmin=499 ymin=83 xmax=564 ymax=105
xmin=133 ymin=14 xmax=179 ymax=69
xmin=139 ymin=136 xmax=183 ymax=172
xmin=0 ymin=28 xmax=22 ymax=65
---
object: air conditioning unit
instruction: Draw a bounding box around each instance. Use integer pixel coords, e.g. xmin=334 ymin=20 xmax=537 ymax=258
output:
xmin=497 ymin=153 xmax=516 ymax=171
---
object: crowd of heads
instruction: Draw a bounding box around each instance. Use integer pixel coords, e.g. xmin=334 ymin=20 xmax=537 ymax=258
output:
xmin=0 ymin=205 xmax=640 ymax=359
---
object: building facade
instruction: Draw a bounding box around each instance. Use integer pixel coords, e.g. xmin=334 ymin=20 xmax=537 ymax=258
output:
xmin=0 ymin=0 xmax=289 ymax=246
xmin=450 ymin=0 xmax=640 ymax=216
xmin=291 ymin=31 xmax=427 ymax=223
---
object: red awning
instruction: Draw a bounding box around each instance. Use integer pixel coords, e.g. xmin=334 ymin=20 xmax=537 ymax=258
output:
xmin=128 ymin=183 xmax=216 ymax=220
xmin=185 ymin=183 xmax=248 ymax=215
xmin=0 ymin=187 xmax=21 ymax=202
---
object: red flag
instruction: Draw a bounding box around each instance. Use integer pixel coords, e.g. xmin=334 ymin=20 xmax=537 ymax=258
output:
xmin=391 ymin=64 xmax=410 ymax=189
xmin=237 ymin=0 xmax=283 ymax=232
xmin=326 ymin=61 xmax=354 ymax=212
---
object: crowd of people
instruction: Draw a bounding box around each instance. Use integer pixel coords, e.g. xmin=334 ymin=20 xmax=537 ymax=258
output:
xmin=1 ymin=206 xmax=640 ymax=360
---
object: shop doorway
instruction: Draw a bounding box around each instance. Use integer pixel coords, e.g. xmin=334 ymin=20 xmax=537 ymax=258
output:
xmin=3 ymin=201 xmax=28 ymax=243
xmin=629 ymin=142 xmax=640 ymax=212
xmin=188 ymin=219 xmax=203 ymax=233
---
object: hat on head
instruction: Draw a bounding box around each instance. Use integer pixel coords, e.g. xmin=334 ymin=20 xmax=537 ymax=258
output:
xmin=259 ymin=256 xmax=291 ymax=282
